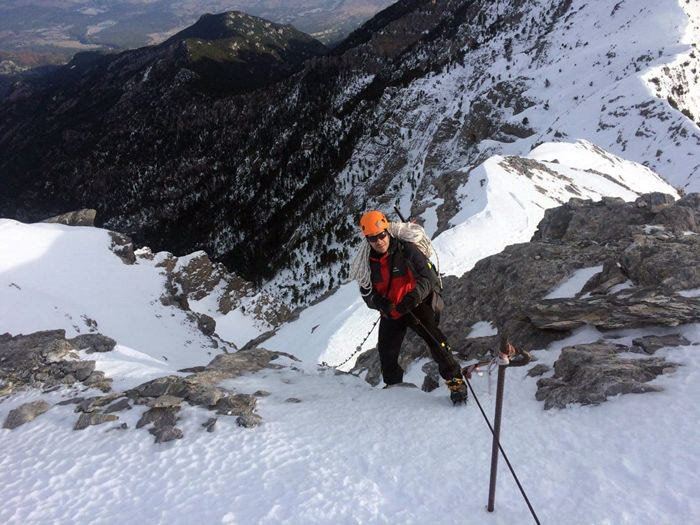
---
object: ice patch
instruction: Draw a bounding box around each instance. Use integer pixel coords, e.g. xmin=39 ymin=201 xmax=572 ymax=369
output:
xmin=544 ymin=265 xmax=604 ymax=299
xmin=468 ymin=321 xmax=498 ymax=338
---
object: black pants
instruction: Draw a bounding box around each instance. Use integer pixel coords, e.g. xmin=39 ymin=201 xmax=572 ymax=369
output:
xmin=377 ymin=296 xmax=462 ymax=385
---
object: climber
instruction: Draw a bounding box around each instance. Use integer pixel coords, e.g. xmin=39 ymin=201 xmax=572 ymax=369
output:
xmin=353 ymin=210 xmax=468 ymax=405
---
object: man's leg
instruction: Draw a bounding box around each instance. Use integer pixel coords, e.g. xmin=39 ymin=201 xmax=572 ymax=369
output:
xmin=408 ymin=300 xmax=462 ymax=381
xmin=377 ymin=316 xmax=408 ymax=385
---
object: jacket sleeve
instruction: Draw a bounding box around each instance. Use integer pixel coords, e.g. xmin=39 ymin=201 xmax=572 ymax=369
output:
xmin=396 ymin=243 xmax=439 ymax=312
xmin=361 ymin=286 xmax=379 ymax=310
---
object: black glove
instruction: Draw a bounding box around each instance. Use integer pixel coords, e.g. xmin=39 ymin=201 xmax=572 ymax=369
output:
xmin=373 ymin=294 xmax=394 ymax=317
xmin=395 ymin=292 xmax=419 ymax=316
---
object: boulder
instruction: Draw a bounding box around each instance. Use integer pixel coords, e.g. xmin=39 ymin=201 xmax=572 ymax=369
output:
xmin=128 ymin=376 xmax=189 ymax=399
xmin=202 ymin=418 xmax=217 ymax=432
xmin=147 ymin=395 xmax=183 ymax=408
xmin=42 ymin=209 xmax=96 ymax=227
xmin=74 ymin=413 xmax=119 ymax=430
xmin=237 ymin=413 xmax=263 ymax=428
xmin=108 ymin=232 xmax=136 ymax=265
xmin=104 ymin=398 xmax=132 ymax=413
xmin=3 ymin=400 xmax=51 ymax=429
xmin=527 ymin=364 xmax=551 ymax=377
xmin=215 ymin=394 xmax=256 ymax=416
xmin=535 ymin=342 xmax=679 ymax=409
xmin=69 ymin=334 xmax=117 ymax=353
xmin=202 ymin=348 xmax=296 ymax=380
xmin=0 ymin=330 xmax=112 ymax=392
xmin=75 ymin=393 xmax=124 ymax=413
xmin=196 ymin=314 xmax=216 ymax=336
xmin=136 ymin=406 xmax=180 ymax=429
xmin=149 ymin=425 xmax=183 ymax=443
xmin=631 ymin=334 xmax=691 ymax=354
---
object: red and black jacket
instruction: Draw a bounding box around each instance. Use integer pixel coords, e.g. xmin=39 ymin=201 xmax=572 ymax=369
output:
xmin=361 ymin=237 xmax=440 ymax=319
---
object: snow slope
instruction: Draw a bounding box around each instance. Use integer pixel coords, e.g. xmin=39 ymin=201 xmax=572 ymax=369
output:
xmin=0 ymin=219 xmax=227 ymax=370
xmin=1 ymin=317 xmax=699 ymax=524
xmin=0 ymin=142 xmax=693 ymax=524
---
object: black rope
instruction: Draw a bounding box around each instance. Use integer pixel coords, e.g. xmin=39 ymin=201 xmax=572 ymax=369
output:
xmin=404 ymin=310 xmax=540 ymax=524
xmin=465 ymin=377 xmax=541 ymax=525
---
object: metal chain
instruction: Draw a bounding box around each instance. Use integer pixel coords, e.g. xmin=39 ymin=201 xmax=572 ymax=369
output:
xmin=321 ymin=316 xmax=381 ymax=370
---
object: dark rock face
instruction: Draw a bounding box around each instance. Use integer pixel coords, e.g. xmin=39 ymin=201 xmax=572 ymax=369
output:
xmin=440 ymin=194 xmax=700 ymax=353
xmin=3 ymin=400 xmax=51 ymax=429
xmin=535 ymin=342 xmax=679 ymax=409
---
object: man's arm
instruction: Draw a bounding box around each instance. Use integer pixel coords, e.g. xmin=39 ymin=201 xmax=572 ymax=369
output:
xmin=395 ymin=243 xmax=439 ymax=314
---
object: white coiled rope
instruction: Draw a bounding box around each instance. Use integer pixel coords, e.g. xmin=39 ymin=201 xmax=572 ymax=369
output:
xmin=349 ymin=221 xmax=440 ymax=295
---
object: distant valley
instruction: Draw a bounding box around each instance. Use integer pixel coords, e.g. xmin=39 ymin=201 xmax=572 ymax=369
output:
xmin=0 ymin=0 xmax=393 ymax=69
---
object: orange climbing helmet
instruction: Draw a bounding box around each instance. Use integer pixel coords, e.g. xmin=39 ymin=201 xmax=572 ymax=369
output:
xmin=359 ymin=210 xmax=389 ymax=236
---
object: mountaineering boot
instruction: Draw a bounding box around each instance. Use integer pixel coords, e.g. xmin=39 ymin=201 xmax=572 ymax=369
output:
xmin=446 ymin=377 xmax=468 ymax=405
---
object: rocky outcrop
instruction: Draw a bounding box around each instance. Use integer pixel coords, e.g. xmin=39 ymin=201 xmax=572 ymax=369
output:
xmin=42 ymin=209 xmax=97 ymax=227
xmin=0 ymin=330 xmax=112 ymax=396
xmin=527 ymin=289 xmax=700 ymax=331
xmin=3 ymin=400 xmax=51 ymax=429
xmin=535 ymin=341 xmax=681 ymax=409
xmin=108 ymin=232 xmax=136 ymax=265
xmin=1 ymin=327 xmax=288 ymax=441
xmin=352 ymin=193 xmax=700 ymax=408
xmin=69 ymin=334 xmax=117 ymax=354
xmin=151 ymin=249 xmax=291 ymax=335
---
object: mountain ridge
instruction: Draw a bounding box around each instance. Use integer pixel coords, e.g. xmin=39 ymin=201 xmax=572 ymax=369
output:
xmin=0 ymin=0 xmax=698 ymax=305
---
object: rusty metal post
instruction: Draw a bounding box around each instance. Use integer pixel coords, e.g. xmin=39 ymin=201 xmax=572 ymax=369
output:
xmin=487 ymin=363 xmax=507 ymax=512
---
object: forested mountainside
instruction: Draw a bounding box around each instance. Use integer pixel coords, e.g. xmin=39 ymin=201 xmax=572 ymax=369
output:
xmin=1 ymin=0 xmax=698 ymax=306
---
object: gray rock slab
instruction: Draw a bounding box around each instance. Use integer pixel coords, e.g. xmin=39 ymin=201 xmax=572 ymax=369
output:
xmin=236 ymin=413 xmax=262 ymax=428
xmin=149 ymin=425 xmax=183 ymax=443
xmin=147 ymin=395 xmax=183 ymax=408
xmin=136 ymin=407 xmax=180 ymax=429
xmin=104 ymin=398 xmax=132 ymax=413
xmin=69 ymin=334 xmax=117 ymax=353
xmin=202 ymin=418 xmax=217 ymax=432
xmin=74 ymin=412 xmax=119 ymax=430
xmin=42 ymin=209 xmax=96 ymax=226
xmin=528 ymin=289 xmax=700 ymax=331
xmin=75 ymin=393 xmax=124 ymax=413
xmin=631 ymin=334 xmax=692 ymax=354
xmin=128 ymin=376 xmax=189 ymax=398
xmin=535 ymin=342 xmax=679 ymax=409
xmin=215 ymin=394 xmax=257 ymax=416
xmin=3 ymin=400 xmax=51 ymax=429
xmin=527 ymin=364 xmax=551 ymax=377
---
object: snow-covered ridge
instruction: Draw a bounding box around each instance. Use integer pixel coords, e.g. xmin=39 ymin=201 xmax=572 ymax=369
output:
xmin=434 ymin=140 xmax=677 ymax=277
xmin=341 ymin=0 xmax=699 ymax=235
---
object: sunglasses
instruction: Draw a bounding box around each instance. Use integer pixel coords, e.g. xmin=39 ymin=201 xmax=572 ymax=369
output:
xmin=366 ymin=230 xmax=389 ymax=243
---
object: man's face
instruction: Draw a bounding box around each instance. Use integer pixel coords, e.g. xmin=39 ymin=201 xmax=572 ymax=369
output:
xmin=367 ymin=230 xmax=390 ymax=254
